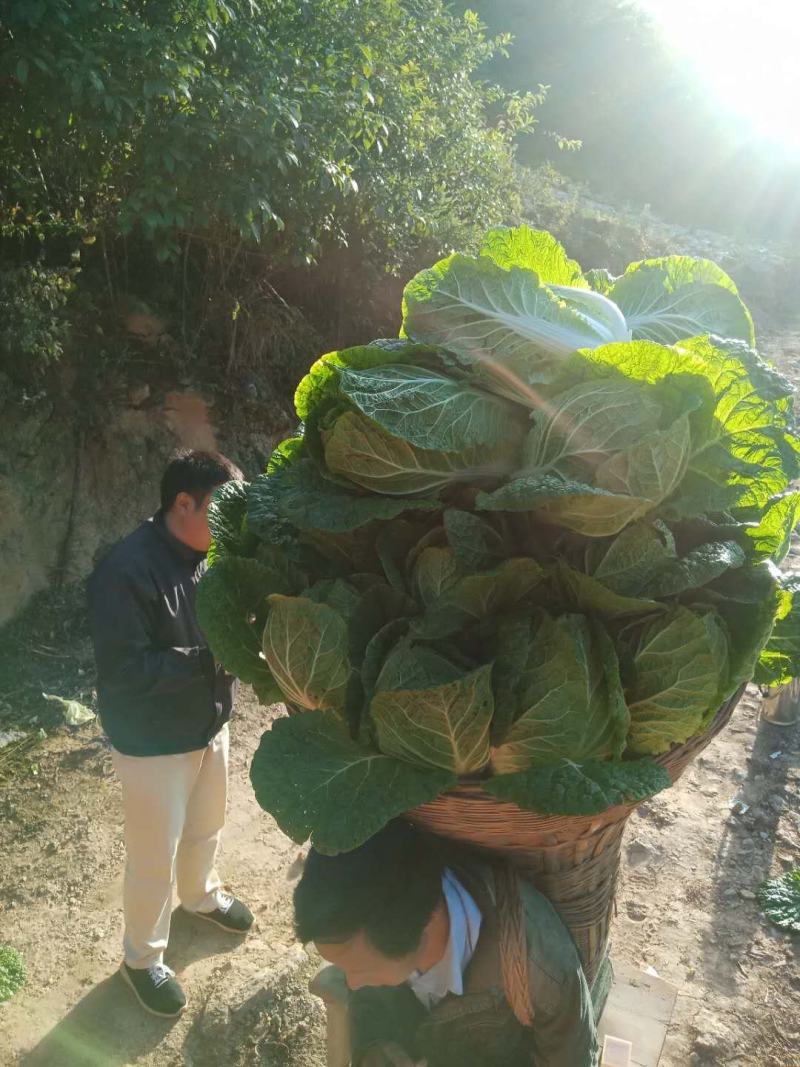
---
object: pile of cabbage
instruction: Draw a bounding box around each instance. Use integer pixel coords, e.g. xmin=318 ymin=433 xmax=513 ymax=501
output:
xmin=198 ymin=227 xmax=800 ymax=854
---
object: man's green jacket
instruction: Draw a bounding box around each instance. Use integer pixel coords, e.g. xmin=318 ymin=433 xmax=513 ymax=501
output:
xmin=349 ymin=860 xmax=599 ymax=1067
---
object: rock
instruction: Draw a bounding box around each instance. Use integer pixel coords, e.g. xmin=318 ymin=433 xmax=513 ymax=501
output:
xmin=127 ymin=383 xmax=151 ymax=407
xmin=626 ymin=839 xmax=658 ymax=866
xmin=625 ymin=900 xmax=648 ymax=922
xmin=692 ymin=1013 xmax=734 ymax=1062
xmin=739 ymin=889 xmax=757 ymax=900
xmin=188 ymin=945 xmax=325 ymax=1067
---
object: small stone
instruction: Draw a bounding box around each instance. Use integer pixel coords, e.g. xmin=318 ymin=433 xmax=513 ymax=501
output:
xmin=739 ymin=889 xmax=757 ymax=900
xmin=626 ymin=900 xmax=648 ymax=922
xmin=694 ymin=1034 xmax=721 ymax=1054
xmin=128 ymin=383 xmax=151 ymax=407
xmin=626 ymin=839 xmax=657 ymax=866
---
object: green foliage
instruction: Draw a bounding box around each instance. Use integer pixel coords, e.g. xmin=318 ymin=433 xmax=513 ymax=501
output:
xmin=372 ymin=662 xmax=494 ymax=774
xmin=0 ymin=266 xmax=77 ymax=383
xmin=483 ymin=758 xmax=671 ymax=817
xmin=758 ymin=869 xmax=800 ymax=933
xmin=607 ymin=258 xmax=755 ymax=347
xmin=262 ymin=594 xmax=351 ymax=716
xmin=401 ymin=236 xmax=752 ymax=403
xmin=249 ymin=711 xmax=456 ymax=854
xmin=0 ymin=0 xmax=537 ymax=268
xmin=622 ymin=608 xmax=730 ymax=755
xmin=199 ymin=225 xmax=800 ymax=851
xmin=0 ymin=946 xmax=25 ymax=1003
xmin=196 ymin=557 xmax=292 ymax=686
xmin=491 ymin=613 xmax=628 ymax=772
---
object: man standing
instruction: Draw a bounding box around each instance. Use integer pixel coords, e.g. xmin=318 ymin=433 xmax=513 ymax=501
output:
xmin=294 ymin=821 xmax=598 ymax=1067
xmin=88 ymin=450 xmax=254 ymax=1018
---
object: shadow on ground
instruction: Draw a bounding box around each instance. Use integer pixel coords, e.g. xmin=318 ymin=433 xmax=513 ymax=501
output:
xmin=18 ymin=909 xmax=247 ymax=1067
xmin=704 ymin=706 xmax=800 ymax=995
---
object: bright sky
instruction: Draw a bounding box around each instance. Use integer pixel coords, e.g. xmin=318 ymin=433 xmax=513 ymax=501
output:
xmin=640 ymin=0 xmax=800 ymax=153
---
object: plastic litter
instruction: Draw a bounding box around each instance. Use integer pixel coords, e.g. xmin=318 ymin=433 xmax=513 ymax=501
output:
xmin=602 ymin=1034 xmax=633 ymax=1066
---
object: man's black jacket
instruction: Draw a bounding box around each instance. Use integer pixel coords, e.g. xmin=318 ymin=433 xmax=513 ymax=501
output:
xmin=87 ymin=512 xmax=235 ymax=756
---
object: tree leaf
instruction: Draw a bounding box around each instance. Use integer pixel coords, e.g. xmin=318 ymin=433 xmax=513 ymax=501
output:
xmin=484 ymin=758 xmax=672 ymax=815
xmin=250 ymin=712 xmax=455 ymax=854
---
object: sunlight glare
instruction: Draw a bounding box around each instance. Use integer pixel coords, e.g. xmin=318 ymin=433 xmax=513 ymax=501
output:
xmin=641 ymin=0 xmax=800 ymax=153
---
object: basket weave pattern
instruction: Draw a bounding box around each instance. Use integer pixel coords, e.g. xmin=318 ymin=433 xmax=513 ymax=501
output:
xmin=408 ymin=689 xmax=743 ymax=983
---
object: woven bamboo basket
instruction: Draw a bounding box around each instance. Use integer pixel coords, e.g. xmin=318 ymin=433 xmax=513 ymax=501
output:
xmin=407 ymin=687 xmax=744 ymax=985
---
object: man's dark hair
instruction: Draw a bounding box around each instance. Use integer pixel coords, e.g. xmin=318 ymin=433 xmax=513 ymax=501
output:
xmin=294 ymin=821 xmax=445 ymax=958
xmin=160 ymin=449 xmax=242 ymax=511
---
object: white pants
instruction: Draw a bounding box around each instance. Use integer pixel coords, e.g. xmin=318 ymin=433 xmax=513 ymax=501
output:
xmin=112 ymin=723 xmax=229 ymax=969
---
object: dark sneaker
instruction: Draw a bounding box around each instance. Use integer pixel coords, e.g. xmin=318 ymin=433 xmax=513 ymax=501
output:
xmin=119 ymin=962 xmax=186 ymax=1018
xmin=189 ymin=891 xmax=254 ymax=934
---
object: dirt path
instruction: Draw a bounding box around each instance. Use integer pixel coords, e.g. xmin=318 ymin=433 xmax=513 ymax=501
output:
xmin=0 ymin=694 xmax=326 ymax=1066
xmin=614 ymin=688 xmax=800 ymax=1066
xmin=2 ymin=685 xmax=798 ymax=1066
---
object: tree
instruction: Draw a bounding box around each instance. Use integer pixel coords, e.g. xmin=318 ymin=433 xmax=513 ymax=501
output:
xmin=0 ymin=0 xmax=539 ymax=269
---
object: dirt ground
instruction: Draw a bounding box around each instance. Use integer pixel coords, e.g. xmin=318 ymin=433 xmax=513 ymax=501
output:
xmin=0 ymin=694 xmax=327 ymax=1067
xmin=1 ymin=327 xmax=799 ymax=1066
xmin=0 ymin=684 xmax=798 ymax=1067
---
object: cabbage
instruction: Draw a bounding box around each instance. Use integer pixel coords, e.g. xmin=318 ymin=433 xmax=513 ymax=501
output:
xmin=197 ymin=225 xmax=800 ymax=854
